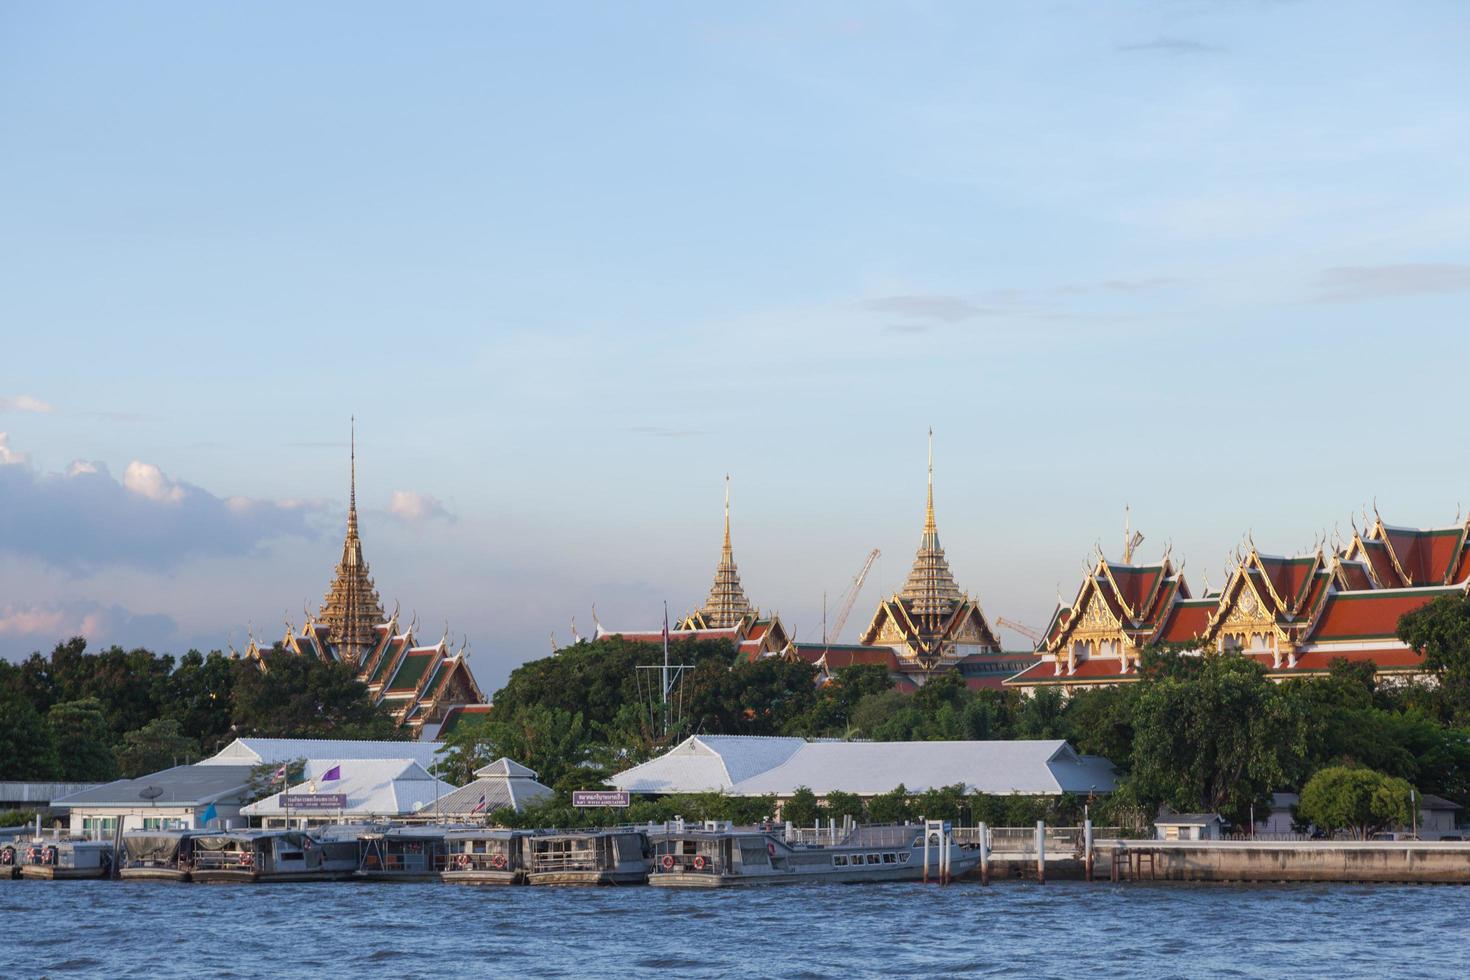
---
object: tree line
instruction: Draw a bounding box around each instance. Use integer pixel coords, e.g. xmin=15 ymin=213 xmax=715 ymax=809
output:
xmin=0 ymin=639 xmax=403 ymax=782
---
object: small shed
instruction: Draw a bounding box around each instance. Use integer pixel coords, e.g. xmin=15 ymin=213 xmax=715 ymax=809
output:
xmin=1416 ymin=794 xmax=1462 ymax=841
xmin=1155 ymin=812 xmax=1226 ymax=841
xmin=433 ymin=759 xmax=553 ymax=819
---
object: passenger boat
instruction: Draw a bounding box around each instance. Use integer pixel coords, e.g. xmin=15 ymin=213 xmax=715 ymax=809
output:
xmin=19 ymin=839 xmax=115 ymax=880
xmin=526 ymin=830 xmax=649 ymax=886
xmin=647 ymin=823 xmax=979 ymax=887
xmin=190 ymin=830 xmax=354 ymax=883
xmin=355 ymin=827 xmax=449 ymax=882
xmin=0 ymin=840 xmax=21 ymax=879
xmin=120 ymin=830 xmax=195 ymax=882
xmin=441 ymin=829 xmax=534 ymax=885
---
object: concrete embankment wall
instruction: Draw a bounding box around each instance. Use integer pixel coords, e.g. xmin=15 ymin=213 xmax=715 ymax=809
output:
xmin=1094 ymin=840 xmax=1470 ymax=884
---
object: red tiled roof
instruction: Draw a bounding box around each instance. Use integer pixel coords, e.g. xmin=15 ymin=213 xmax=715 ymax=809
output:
xmin=964 ymin=676 xmax=1010 ymax=691
xmin=1287 ymin=647 xmax=1423 ymax=671
xmin=1336 ymin=561 xmax=1375 ymax=592
xmin=1360 ymin=540 xmax=1403 ymax=588
xmin=1109 ymin=565 xmax=1163 ymax=619
xmin=611 ymin=628 xmax=742 ymax=644
xmin=1007 ymin=657 xmax=1132 ymax=684
xmin=794 ymin=644 xmax=901 ymax=671
xmin=1309 ymin=588 xmax=1457 ymax=641
xmin=1155 ymin=601 xmax=1213 ymax=644
xmin=1455 ymin=547 xmax=1470 ymax=586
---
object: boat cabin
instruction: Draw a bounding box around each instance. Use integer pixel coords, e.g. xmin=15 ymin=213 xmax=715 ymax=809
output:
xmin=120 ymin=830 xmax=196 ymax=881
xmin=442 ymin=829 xmax=534 ymax=884
xmin=356 ymin=827 xmax=449 ymax=881
xmin=526 ymin=830 xmax=649 ymax=886
xmin=20 ymin=839 xmax=115 ymax=879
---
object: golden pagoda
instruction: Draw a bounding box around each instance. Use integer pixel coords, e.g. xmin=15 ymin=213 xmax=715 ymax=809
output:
xmin=859 ymin=430 xmax=1000 ymax=669
xmin=678 ymin=475 xmax=757 ymax=630
xmin=317 ymin=418 xmax=385 ymax=665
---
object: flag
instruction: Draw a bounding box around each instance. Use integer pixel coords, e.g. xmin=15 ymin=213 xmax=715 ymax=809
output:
xmin=272 ymin=764 xmax=287 ymax=783
xmin=199 ymin=803 xmax=218 ymax=826
xmin=469 ymin=794 xmax=487 ymax=815
xmin=662 ymin=602 xmax=670 ymax=646
xmin=321 ymin=765 xmax=341 ymax=782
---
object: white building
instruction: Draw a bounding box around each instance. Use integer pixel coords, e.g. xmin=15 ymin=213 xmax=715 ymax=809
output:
xmin=241 ymin=760 xmax=459 ymax=827
xmin=432 ymin=759 xmax=554 ymax=818
xmin=50 ymin=765 xmax=256 ymax=836
xmin=201 ymin=737 xmax=443 ymax=770
xmin=608 ymin=735 xmax=1117 ymax=802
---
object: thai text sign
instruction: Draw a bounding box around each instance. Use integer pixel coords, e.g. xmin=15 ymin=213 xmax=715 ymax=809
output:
xmin=281 ymin=793 xmax=347 ymax=810
xmin=572 ymin=791 xmax=630 ymax=808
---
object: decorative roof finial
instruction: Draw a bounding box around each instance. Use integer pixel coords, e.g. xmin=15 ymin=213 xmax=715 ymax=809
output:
xmin=349 ymin=415 xmax=357 ymax=530
xmin=724 ymin=473 xmax=732 ymax=553
xmin=924 ymin=427 xmax=936 ymax=535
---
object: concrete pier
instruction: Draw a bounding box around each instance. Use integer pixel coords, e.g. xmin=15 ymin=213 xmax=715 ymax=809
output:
xmin=1095 ymin=840 xmax=1470 ymax=884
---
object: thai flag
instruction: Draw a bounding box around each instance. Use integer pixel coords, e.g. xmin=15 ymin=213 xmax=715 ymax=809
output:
xmin=469 ymin=794 xmax=487 ymax=815
xmin=272 ymin=764 xmax=287 ymax=782
xmin=321 ymin=765 xmax=341 ymax=782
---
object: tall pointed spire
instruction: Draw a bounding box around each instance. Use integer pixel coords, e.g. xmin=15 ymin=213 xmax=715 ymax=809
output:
xmin=901 ymin=427 xmax=962 ymax=617
xmin=318 ymin=417 xmax=384 ymax=664
xmin=696 ymin=474 xmax=753 ymax=628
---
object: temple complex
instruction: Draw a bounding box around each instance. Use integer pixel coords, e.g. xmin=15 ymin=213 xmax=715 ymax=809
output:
xmin=851 ymin=432 xmax=1005 ymax=681
xmin=1006 ymin=510 xmax=1470 ymax=693
xmin=678 ymin=476 xmax=757 ymax=631
xmin=241 ymin=423 xmax=488 ymax=735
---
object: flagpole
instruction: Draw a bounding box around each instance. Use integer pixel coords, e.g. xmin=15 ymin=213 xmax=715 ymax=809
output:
xmin=662 ymin=601 xmax=670 ymax=739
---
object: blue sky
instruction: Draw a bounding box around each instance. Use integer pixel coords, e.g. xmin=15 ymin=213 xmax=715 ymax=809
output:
xmin=2 ymin=1 xmax=1469 ymax=687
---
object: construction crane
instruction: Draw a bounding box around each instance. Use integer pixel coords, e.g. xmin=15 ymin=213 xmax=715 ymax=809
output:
xmin=996 ymin=616 xmax=1044 ymax=647
xmin=826 ymin=549 xmax=881 ymax=643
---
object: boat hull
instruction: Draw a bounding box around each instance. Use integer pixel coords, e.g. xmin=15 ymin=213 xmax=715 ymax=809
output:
xmin=193 ymin=869 xmax=350 ymax=884
xmin=650 ymin=854 xmax=982 ymax=888
xmin=355 ymin=871 xmax=441 ymax=883
xmin=120 ymin=868 xmax=191 ymax=882
xmin=526 ymin=870 xmax=647 ymax=886
xmin=441 ymin=870 xmax=521 ymax=885
xmin=20 ymin=866 xmax=108 ymax=880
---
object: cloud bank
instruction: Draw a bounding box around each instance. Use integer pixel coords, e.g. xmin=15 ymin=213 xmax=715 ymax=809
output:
xmin=388 ymin=490 xmax=454 ymax=523
xmin=0 ymin=434 xmax=322 ymax=570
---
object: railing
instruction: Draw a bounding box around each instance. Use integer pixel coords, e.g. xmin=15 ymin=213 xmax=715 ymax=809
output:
xmin=192 ymin=851 xmax=260 ymax=872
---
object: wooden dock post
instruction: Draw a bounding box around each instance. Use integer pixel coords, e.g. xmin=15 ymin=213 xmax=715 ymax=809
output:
xmin=978 ymin=821 xmax=989 ymax=885
xmin=1084 ymin=819 xmax=1094 ymax=882
xmin=1035 ymin=820 xmax=1046 ymax=884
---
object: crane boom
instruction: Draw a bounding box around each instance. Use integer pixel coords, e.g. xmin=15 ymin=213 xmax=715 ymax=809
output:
xmin=828 ymin=548 xmax=881 ymax=643
xmin=996 ymin=616 xmax=1044 ymax=646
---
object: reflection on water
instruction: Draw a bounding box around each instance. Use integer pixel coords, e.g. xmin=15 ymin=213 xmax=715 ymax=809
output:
xmin=0 ymin=879 xmax=1463 ymax=979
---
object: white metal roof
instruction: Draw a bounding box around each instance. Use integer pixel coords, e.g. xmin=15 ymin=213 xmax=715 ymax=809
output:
xmin=435 ymin=768 xmax=553 ymax=816
xmin=607 ymin=735 xmax=808 ymax=794
xmin=239 ymin=760 xmax=458 ymax=818
xmin=609 ymin=737 xmax=1118 ymax=797
xmin=202 ymin=737 xmax=443 ymax=769
xmin=51 ymin=765 xmax=256 ymax=808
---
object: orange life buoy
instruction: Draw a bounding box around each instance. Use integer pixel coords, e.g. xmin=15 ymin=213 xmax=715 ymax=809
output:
xmin=660 ymin=854 xmax=675 ymax=871
xmin=766 ymin=841 xmax=777 ymax=858
xmin=456 ymin=853 xmax=471 ymax=870
xmin=491 ymin=853 xmax=507 ymax=870
xmin=240 ymin=851 xmax=254 ymax=868
xmin=41 ymin=848 xmax=54 ymax=865
xmin=692 ymin=855 xmax=706 ymax=871
xmin=0 ymin=849 xmax=12 ymax=865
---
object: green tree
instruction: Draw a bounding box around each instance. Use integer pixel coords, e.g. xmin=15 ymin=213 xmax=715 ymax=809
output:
xmin=114 ymin=718 xmax=200 ymax=778
xmin=867 ymin=784 xmax=913 ymax=824
xmin=0 ymin=682 xmax=59 ymax=780
xmin=1296 ymin=766 xmax=1414 ymax=839
xmin=168 ymin=650 xmax=235 ymax=749
xmin=1127 ymin=651 xmax=1296 ymax=826
xmin=1015 ymin=686 xmax=1068 ymax=739
xmin=47 ymin=698 xmax=117 ymax=781
xmin=823 ymin=790 xmax=865 ymax=823
xmin=230 ymin=648 xmax=402 ymax=739
xmin=782 ymin=786 xmax=820 ymax=827
xmin=914 ymin=783 xmax=967 ymax=823
xmin=432 ymin=715 xmax=498 ymax=785
xmin=1397 ymin=594 xmax=1470 ymax=723
xmin=485 ymin=704 xmax=589 ymax=788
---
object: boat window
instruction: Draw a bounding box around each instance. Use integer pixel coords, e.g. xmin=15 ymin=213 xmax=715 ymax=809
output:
xmin=899 ymin=852 xmax=910 ymax=863
xmin=832 ymin=855 xmax=847 ymax=866
xmin=882 ymin=853 xmax=896 ymax=864
xmin=866 ymin=854 xmax=880 ymax=865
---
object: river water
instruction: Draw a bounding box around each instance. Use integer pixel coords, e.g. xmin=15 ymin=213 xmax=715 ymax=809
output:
xmin=2 ymin=880 xmax=1465 ymax=978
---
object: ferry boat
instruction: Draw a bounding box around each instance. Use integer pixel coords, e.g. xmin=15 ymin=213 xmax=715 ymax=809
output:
xmin=441 ymin=829 xmax=534 ymax=885
xmin=189 ymin=830 xmax=355 ymax=883
xmin=0 ymin=840 xmax=21 ymax=879
xmin=647 ymin=823 xmax=979 ymax=887
xmin=526 ymin=830 xmax=649 ymax=886
xmin=120 ymin=830 xmax=195 ymax=882
xmin=355 ymin=827 xmax=449 ymax=882
xmin=19 ymin=839 xmax=115 ymax=880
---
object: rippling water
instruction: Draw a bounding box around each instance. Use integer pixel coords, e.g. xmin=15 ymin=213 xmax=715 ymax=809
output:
xmin=2 ymin=880 xmax=1465 ymax=979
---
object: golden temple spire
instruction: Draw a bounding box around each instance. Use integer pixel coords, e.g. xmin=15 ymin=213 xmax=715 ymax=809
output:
xmin=901 ymin=428 xmax=962 ymax=617
xmin=696 ymin=474 xmax=753 ymax=628
xmin=318 ymin=417 xmax=384 ymax=664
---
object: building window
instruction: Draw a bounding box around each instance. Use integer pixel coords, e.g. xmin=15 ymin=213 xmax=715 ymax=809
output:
xmin=81 ymin=817 xmax=117 ymax=836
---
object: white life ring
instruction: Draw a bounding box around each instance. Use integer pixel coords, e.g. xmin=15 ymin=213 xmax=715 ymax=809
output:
xmin=660 ymin=854 xmax=675 ymax=871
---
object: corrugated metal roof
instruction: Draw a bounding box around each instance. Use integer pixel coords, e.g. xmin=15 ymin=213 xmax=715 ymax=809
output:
xmin=608 ymin=736 xmax=808 ymax=794
xmin=435 ymin=772 xmax=553 ymax=815
xmin=51 ymin=765 xmax=255 ymax=808
xmin=475 ymin=758 xmax=538 ymax=779
xmin=201 ymin=738 xmax=443 ymax=768
xmin=610 ymin=737 xmax=1119 ymax=797
xmin=240 ymin=760 xmax=457 ymax=818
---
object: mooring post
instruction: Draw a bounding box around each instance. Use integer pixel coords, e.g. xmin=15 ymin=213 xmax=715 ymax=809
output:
xmin=1084 ymin=818 xmax=1094 ymax=882
xmin=1036 ymin=820 xmax=1046 ymax=884
xmin=922 ymin=824 xmax=930 ymax=884
xmin=978 ymin=821 xmax=989 ymax=885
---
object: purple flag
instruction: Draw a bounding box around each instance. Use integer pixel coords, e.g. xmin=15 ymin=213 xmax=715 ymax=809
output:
xmin=322 ymin=765 xmax=341 ymax=781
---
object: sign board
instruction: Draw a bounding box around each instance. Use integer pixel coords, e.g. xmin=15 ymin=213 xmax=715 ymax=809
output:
xmin=281 ymin=793 xmax=347 ymax=811
xmin=572 ymin=790 xmax=630 ymax=808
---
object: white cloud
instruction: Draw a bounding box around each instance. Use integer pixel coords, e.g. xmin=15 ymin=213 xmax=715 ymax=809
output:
xmin=66 ymin=459 xmax=101 ymax=477
xmin=388 ymin=490 xmax=453 ymax=523
xmin=0 ymin=432 xmax=28 ymax=466
xmin=123 ymin=460 xmax=186 ymax=504
xmin=0 ymin=605 xmax=69 ymax=637
xmin=0 ymin=395 xmax=54 ymax=414
xmin=0 ymin=600 xmax=185 ymax=659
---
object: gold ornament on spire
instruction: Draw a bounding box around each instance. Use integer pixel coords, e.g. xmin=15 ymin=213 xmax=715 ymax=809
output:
xmin=318 ymin=416 xmax=385 ymax=664
xmin=900 ymin=427 xmax=962 ymax=618
xmin=694 ymin=474 xmax=754 ymax=628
